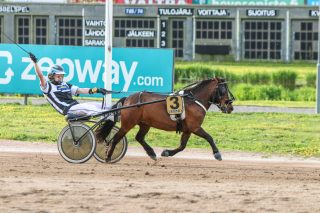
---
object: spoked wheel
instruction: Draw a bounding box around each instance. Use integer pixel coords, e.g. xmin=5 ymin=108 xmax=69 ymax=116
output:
xmin=57 ymin=123 xmax=96 ymax=164
xmin=94 ymin=126 xmax=128 ymax=163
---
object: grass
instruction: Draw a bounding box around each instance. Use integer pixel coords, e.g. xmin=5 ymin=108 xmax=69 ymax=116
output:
xmin=235 ymin=100 xmax=316 ymax=108
xmin=0 ymin=103 xmax=319 ymax=158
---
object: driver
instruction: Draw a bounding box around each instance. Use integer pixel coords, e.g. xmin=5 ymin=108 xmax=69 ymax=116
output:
xmin=29 ymin=53 xmax=113 ymax=120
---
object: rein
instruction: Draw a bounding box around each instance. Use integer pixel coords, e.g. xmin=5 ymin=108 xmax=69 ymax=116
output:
xmin=100 ymin=78 xmax=235 ymax=113
xmin=105 ymin=90 xmax=176 ymax=96
xmin=177 ymin=80 xmax=204 ymax=92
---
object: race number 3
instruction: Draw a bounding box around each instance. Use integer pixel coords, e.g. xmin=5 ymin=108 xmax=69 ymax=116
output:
xmin=166 ymin=96 xmax=183 ymax=115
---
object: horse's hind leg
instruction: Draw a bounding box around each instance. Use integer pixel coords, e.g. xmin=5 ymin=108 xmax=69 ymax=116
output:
xmin=193 ymin=127 xmax=222 ymax=161
xmin=135 ymin=125 xmax=157 ymax=161
xmin=161 ymin=132 xmax=191 ymax=157
xmin=105 ymin=128 xmax=128 ymax=162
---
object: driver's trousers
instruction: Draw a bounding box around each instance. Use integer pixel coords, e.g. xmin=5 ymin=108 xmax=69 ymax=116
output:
xmin=67 ymin=102 xmax=113 ymax=120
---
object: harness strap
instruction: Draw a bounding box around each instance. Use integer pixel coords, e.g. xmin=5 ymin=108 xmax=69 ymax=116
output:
xmin=138 ymin=92 xmax=143 ymax=104
xmin=195 ymin=100 xmax=207 ymax=113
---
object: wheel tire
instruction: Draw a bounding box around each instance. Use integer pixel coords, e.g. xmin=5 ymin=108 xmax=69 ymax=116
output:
xmin=94 ymin=126 xmax=128 ymax=164
xmin=57 ymin=123 xmax=96 ymax=164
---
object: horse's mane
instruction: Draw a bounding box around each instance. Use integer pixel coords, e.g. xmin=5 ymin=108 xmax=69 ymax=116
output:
xmin=183 ymin=78 xmax=216 ymax=94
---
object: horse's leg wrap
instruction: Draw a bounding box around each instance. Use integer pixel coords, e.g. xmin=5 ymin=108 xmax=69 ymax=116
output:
xmin=161 ymin=150 xmax=170 ymax=157
xmin=214 ymin=152 xmax=222 ymax=161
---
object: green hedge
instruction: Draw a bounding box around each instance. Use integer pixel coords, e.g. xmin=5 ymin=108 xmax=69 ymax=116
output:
xmin=232 ymin=84 xmax=315 ymax=101
xmin=242 ymin=72 xmax=271 ymax=85
xmin=174 ymin=64 xmax=316 ymax=101
xmin=175 ymin=64 xmax=240 ymax=83
xmin=306 ymin=73 xmax=316 ymax=88
xmin=175 ymin=65 xmax=298 ymax=90
xmin=272 ymin=70 xmax=297 ymax=90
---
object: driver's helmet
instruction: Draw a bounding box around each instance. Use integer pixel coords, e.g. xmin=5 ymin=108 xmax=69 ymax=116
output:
xmin=48 ymin=64 xmax=66 ymax=85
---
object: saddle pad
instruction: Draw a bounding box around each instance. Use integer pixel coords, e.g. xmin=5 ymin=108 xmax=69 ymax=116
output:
xmin=167 ymin=91 xmax=186 ymax=121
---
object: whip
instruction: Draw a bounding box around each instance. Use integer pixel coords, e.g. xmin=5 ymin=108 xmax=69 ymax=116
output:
xmin=1 ymin=30 xmax=30 ymax=55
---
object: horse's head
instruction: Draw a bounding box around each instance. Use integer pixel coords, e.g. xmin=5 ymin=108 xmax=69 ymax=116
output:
xmin=184 ymin=77 xmax=235 ymax=113
xmin=211 ymin=77 xmax=235 ymax=113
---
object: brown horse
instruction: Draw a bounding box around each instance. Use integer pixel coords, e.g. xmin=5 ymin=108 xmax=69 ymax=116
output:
xmin=96 ymin=77 xmax=234 ymax=162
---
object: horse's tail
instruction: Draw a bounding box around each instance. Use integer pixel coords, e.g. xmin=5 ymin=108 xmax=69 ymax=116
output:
xmin=95 ymin=97 xmax=127 ymax=143
xmin=95 ymin=119 xmax=115 ymax=143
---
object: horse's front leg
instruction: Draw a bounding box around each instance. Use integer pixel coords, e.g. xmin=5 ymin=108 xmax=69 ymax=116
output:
xmin=193 ymin=127 xmax=222 ymax=161
xmin=161 ymin=132 xmax=191 ymax=157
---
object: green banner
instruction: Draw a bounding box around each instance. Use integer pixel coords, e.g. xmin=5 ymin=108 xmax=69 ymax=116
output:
xmin=206 ymin=0 xmax=305 ymax=5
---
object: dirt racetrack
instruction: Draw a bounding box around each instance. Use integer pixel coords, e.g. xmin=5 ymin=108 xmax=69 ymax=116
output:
xmin=1 ymin=140 xmax=320 ymax=213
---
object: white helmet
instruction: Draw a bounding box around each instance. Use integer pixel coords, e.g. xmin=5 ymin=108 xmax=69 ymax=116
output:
xmin=48 ymin=64 xmax=66 ymax=84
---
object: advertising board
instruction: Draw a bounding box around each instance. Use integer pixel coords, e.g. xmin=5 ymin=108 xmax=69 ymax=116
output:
xmin=0 ymin=44 xmax=174 ymax=97
xmin=307 ymin=0 xmax=320 ymax=6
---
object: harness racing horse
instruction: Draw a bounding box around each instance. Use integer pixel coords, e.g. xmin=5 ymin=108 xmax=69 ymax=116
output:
xmin=96 ymin=77 xmax=234 ymax=162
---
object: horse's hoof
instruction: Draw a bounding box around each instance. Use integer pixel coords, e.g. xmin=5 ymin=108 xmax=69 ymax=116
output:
xmin=105 ymin=157 xmax=112 ymax=163
xmin=150 ymin=155 xmax=157 ymax=161
xmin=161 ymin=150 xmax=170 ymax=157
xmin=214 ymin=152 xmax=222 ymax=161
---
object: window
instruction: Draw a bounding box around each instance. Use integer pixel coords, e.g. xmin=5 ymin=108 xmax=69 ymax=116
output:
xmin=15 ymin=16 xmax=48 ymax=44
xmin=57 ymin=17 xmax=82 ymax=46
xmin=16 ymin=16 xmax=30 ymax=44
xmin=115 ymin=19 xmax=155 ymax=37
xmin=126 ymin=39 xmax=154 ymax=47
xmin=196 ymin=20 xmax=232 ymax=40
xmin=244 ymin=20 xmax=282 ymax=60
xmin=172 ymin=20 xmax=184 ymax=58
xmin=34 ymin=17 xmax=48 ymax=44
xmin=114 ymin=18 xmax=156 ymax=48
xmin=294 ymin=21 xmax=318 ymax=60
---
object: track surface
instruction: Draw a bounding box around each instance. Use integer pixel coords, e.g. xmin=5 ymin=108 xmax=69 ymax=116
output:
xmin=1 ymin=140 xmax=320 ymax=212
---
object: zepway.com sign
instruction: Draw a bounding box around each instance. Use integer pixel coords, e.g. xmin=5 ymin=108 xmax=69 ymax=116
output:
xmin=0 ymin=44 xmax=174 ymax=97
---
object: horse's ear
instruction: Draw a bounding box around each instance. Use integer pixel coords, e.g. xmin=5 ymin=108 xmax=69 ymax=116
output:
xmin=214 ymin=77 xmax=225 ymax=83
xmin=214 ymin=76 xmax=222 ymax=82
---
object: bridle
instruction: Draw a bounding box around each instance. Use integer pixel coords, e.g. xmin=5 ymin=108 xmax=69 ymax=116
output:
xmin=210 ymin=81 xmax=235 ymax=112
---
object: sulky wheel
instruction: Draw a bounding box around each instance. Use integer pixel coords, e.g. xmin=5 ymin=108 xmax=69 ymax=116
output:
xmin=57 ymin=123 xmax=96 ymax=164
xmin=94 ymin=126 xmax=128 ymax=164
